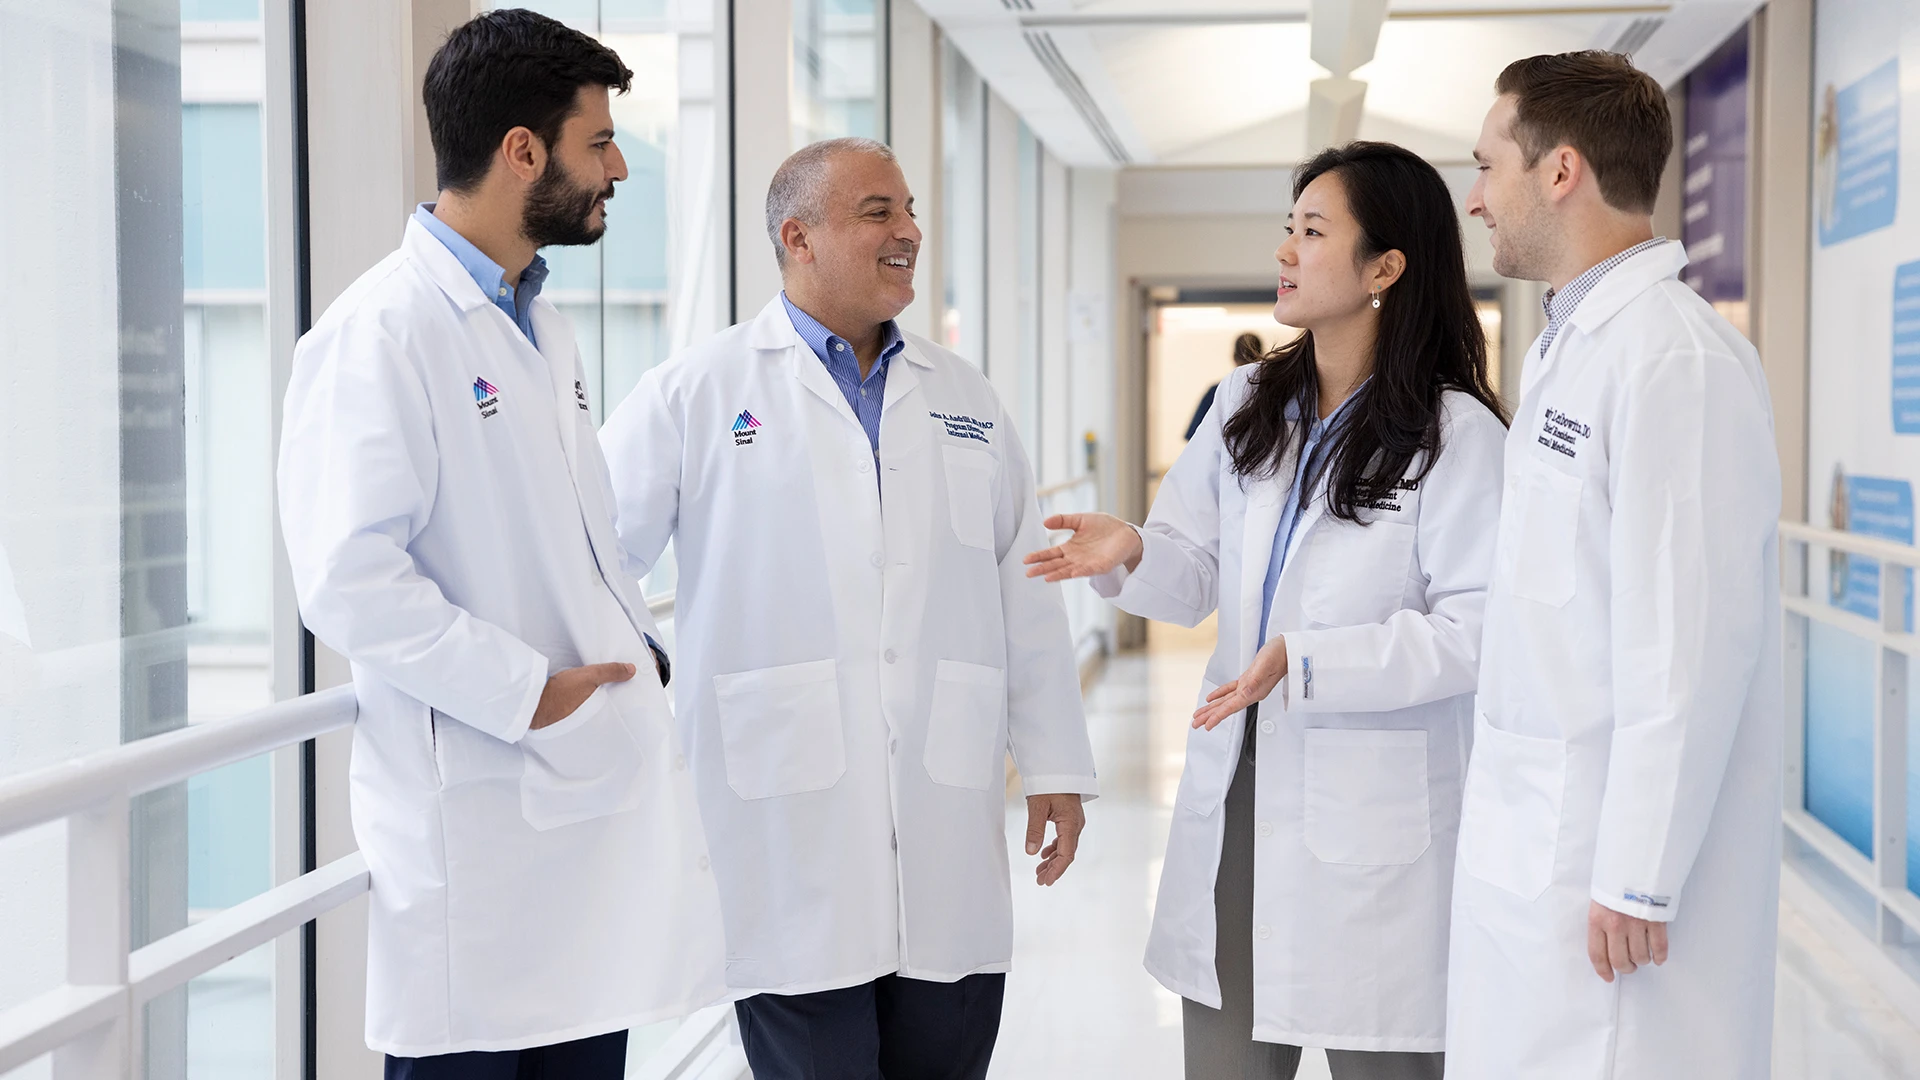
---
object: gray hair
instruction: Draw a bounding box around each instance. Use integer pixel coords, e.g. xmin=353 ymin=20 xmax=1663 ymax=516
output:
xmin=765 ymin=137 xmax=898 ymax=269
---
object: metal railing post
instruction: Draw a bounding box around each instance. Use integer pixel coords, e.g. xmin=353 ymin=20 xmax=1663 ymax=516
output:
xmin=1876 ymin=558 xmax=1911 ymax=946
xmin=51 ymin=794 xmax=130 ymax=1080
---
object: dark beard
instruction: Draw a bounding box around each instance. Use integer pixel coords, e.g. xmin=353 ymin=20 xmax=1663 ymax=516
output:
xmin=522 ymin=157 xmax=611 ymax=247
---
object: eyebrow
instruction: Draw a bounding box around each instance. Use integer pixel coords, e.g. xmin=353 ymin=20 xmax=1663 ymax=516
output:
xmin=857 ymin=195 xmax=896 ymax=209
xmin=589 ymin=128 xmax=615 ymax=140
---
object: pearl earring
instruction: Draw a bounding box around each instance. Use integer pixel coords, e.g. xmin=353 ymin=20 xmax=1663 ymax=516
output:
xmin=1371 ymin=292 xmax=1381 ymax=309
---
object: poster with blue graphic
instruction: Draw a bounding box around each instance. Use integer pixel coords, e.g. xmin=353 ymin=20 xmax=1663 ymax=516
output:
xmin=1831 ymin=474 xmax=1915 ymax=629
xmin=1896 ymin=261 xmax=1920 ymax=432
xmin=1817 ymin=58 xmax=1900 ymax=246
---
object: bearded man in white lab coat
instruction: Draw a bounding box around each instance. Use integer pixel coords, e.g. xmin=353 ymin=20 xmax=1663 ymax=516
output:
xmin=1444 ymin=51 xmax=1783 ymax=1079
xmin=278 ymin=11 xmax=723 ymax=1078
xmin=599 ymin=138 xmax=1099 ymax=1080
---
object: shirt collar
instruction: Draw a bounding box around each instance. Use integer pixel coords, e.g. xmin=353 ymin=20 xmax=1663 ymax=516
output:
xmin=1542 ymin=237 xmax=1669 ymax=329
xmin=412 ymin=203 xmax=548 ymax=309
xmin=780 ymin=292 xmax=904 ymax=381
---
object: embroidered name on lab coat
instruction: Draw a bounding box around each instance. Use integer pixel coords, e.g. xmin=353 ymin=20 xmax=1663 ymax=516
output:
xmin=1358 ymin=478 xmax=1420 ymax=513
xmin=931 ymin=411 xmax=993 ymax=444
xmin=575 ymin=380 xmax=591 ymax=412
xmin=1538 ymin=407 xmax=1592 ymax=459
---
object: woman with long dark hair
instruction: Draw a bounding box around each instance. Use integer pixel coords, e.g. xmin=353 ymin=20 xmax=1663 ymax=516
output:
xmin=1025 ymin=143 xmax=1507 ymax=1078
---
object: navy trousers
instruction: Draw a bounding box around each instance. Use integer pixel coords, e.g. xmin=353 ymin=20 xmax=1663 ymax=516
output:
xmin=383 ymin=1029 xmax=627 ymax=1080
xmin=735 ymin=972 xmax=1006 ymax=1080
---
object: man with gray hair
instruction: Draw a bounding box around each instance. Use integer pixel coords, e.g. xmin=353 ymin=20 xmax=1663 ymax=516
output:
xmin=599 ymin=138 xmax=1098 ymax=1078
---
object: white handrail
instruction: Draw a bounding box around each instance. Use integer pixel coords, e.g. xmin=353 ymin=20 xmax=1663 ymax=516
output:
xmin=0 ymin=590 xmax=705 ymax=1080
xmin=0 ymin=685 xmax=357 ymax=840
xmin=1780 ymin=520 xmax=1920 ymax=568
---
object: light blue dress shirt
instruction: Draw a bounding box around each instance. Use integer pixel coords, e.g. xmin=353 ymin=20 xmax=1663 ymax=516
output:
xmin=1257 ymin=392 xmax=1363 ymax=648
xmin=781 ymin=293 xmax=905 ymax=481
xmin=414 ymin=204 xmax=549 ymax=347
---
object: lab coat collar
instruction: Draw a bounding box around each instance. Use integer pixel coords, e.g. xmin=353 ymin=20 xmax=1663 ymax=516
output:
xmin=1565 ymin=239 xmax=1690 ymax=336
xmin=745 ymin=293 xmax=935 ymax=369
xmin=404 ymin=216 xmax=495 ymax=314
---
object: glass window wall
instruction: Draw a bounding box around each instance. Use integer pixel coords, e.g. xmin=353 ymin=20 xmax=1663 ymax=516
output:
xmin=1 ymin=0 xmax=291 ymax=1076
xmin=790 ymin=0 xmax=883 ymax=147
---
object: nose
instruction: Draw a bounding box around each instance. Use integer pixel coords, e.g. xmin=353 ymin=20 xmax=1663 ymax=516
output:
xmin=1465 ymin=175 xmax=1486 ymax=218
xmin=902 ymin=210 xmax=924 ymax=249
xmin=607 ymin=140 xmax=630 ymax=184
xmin=1274 ymin=234 xmax=1296 ymax=265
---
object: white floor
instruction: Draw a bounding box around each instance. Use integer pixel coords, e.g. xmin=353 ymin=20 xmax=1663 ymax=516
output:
xmin=991 ymin=633 xmax=1920 ymax=1079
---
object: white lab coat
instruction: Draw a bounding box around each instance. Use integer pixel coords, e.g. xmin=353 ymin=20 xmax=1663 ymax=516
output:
xmin=277 ymin=219 xmax=725 ymax=1057
xmin=1093 ymin=367 xmax=1507 ymax=1051
xmin=1444 ymin=241 xmax=1783 ymax=1079
xmin=598 ymin=296 xmax=1098 ymax=997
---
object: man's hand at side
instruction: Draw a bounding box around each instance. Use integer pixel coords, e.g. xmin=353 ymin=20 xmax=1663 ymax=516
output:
xmin=530 ymin=662 xmax=636 ymax=731
xmin=1025 ymin=793 xmax=1086 ymax=886
xmin=1587 ymin=900 xmax=1669 ymax=982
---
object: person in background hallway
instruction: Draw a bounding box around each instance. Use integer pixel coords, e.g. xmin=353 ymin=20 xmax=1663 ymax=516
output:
xmin=1185 ymin=332 xmax=1265 ymax=440
xmin=277 ymin=11 xmax=723 ymax=1078
xmin=1443 ymin=51 xmax=1782 ymax=1080
xmin=598 ymin=137 xmax=1098 ymax=1080
xmin=1026 ymin=142 xmax=1508 ymax=1080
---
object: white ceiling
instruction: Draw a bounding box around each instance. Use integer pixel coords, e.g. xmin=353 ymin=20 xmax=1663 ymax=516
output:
xmin=917 ymin=0 xmax=1765 ymax=170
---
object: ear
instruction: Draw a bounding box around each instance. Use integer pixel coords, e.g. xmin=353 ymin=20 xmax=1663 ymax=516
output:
xmin=500 ymin=126 xmax=545 ymax=185
xmin=1370 ymin=249 xmax=1407 ymax=294
xmin=779 ymin=217 xmax=814 ymax=266
xmin=1543 ymin=144 xmax=1584 ymax=204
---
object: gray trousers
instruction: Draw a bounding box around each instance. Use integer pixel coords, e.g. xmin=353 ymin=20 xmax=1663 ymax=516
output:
xmin=1181 ymin=707 xmax=1445 ymax=1080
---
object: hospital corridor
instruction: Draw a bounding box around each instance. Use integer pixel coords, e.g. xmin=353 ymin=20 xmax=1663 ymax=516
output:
xmin=12 ymin=0 xmax=1920 ymax=1078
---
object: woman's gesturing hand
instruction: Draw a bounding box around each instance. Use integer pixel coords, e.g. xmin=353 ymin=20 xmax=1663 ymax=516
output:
xmin=1192 ymin=637 xmax=1289 ymax=730
xmin=1023 ymin=513 xmax=1146 ymax=582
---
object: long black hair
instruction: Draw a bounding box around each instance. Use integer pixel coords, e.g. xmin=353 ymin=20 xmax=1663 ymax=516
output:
xmin=1221 ymin=142 xmax=1506 ymax=522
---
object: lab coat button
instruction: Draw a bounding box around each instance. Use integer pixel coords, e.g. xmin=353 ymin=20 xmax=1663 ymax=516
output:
xmin=891 ymin=834 xmax=899 ymax=851
xmin=870 ymin=552 xmax=885 ymax=568
xmin=884 ymin=649 xmax=898 ymax=664
xmin=1260 ymin=720 xmax=1276 ymax=735
xmin=674 ymin=755 xmax=686 ymax=772
xmin=1256 ymin=925 xmax=1272 ymax=941
xmin=858 ymin=458 xmax=872 ymax=473
xmin=1257 ymin=821 xmax=1273 ymax=838
xmin=889 ymin=738 xmax=898 ymax=755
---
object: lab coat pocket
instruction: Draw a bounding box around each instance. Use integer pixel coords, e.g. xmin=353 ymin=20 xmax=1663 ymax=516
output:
xmin=924 ymin=660 xmax=1008 ymax=790
xmin=713 ymin=659 xmax=846 ymax=799
xmin=1506 ymin=461 xmax=1582 ymax=607
xmin=942 ymin=444 xmax=997 ymax=550
xmin=1175 ymin=682 xmax=1236 ymax=816
xmin=1300 ymin=521 xmax=1416 ymax=626
xmin=1302 ymin=728 xmax=1431 ymax=865
xmin=519 ymin=686 xmax=645 ymax=832
xmin=1457 ymin=713 xmax=1565 ymax=900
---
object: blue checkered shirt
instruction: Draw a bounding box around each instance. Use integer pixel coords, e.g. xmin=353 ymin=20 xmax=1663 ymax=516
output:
xmin=781 ymin=293 xmax=905 ymax=484
xmin=1538 ymin=238 xmax=1669 ymax=357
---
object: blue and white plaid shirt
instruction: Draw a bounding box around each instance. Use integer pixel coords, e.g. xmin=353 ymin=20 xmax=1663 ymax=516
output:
xmin=1538 ymin=238 xmax=1670 ymax=358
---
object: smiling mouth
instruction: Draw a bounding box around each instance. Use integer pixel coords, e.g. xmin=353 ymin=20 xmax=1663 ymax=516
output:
xmin=1277 ymin=279 xmax=1298 ymax=293
xmin=882 ymin=255 xmax=912 ymax=270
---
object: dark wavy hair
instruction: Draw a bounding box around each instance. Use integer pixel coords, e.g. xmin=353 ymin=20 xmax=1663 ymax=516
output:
xmin=1221 ymin=142 xmax=1506 ymax=522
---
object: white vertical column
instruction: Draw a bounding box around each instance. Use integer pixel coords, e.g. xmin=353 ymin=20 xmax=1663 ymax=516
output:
xmin=1039 ymin=148 xmax=1071 ymax=486
xmin=51 ymin=795 xmax=130 ymax=1080
xmin=731 ymin=0 xmax=793 ymax=322
xmin=1875 ymin=566 xmax=1910 ymax=944
xmin=887 ymin=0 xmax=940 ymax=340
xmin=983 ymin=91 xmax=1020 ymax=402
